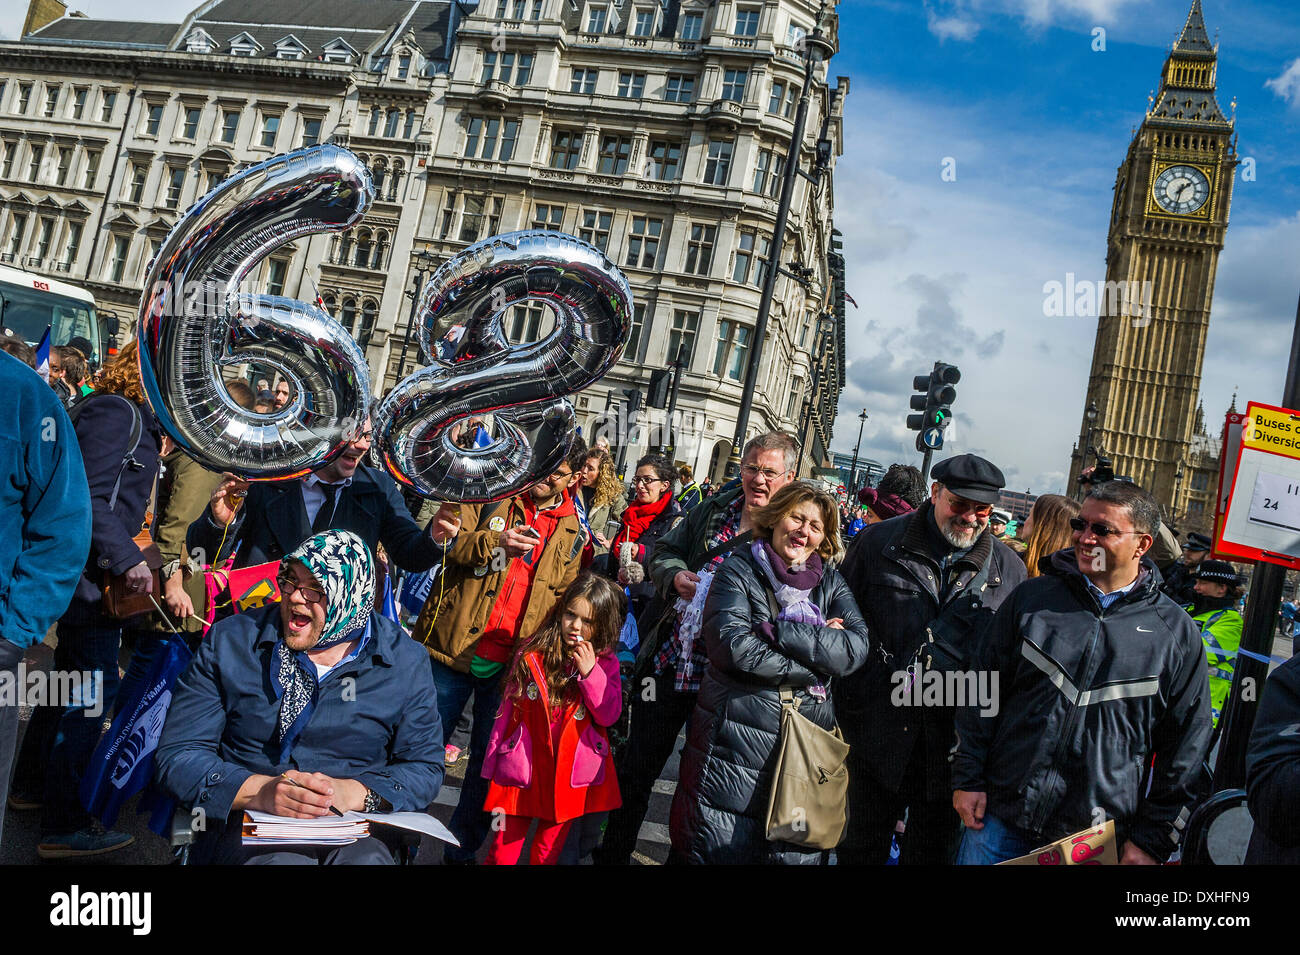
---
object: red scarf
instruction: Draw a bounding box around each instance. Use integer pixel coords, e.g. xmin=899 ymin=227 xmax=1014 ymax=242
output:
xmin=611 ymin=492 xmax=672 ymax=557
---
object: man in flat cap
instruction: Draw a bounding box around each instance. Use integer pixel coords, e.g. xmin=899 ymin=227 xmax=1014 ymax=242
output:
xmin=835 ymin=453 xmax=1027 ymax=864
xmin=1161 ymin=531 xmax=1211 ymax=606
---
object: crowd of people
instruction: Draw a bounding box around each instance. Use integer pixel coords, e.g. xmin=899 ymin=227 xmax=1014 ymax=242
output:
xmin=1 ymin=339 xmax=1297 ymax=866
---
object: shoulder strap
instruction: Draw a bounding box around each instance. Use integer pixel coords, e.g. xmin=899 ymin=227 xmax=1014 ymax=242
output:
xmin=76 ymin=394 xmax=144 ymax=512
xmin=698 ymin=529 xmax=753 ymax=571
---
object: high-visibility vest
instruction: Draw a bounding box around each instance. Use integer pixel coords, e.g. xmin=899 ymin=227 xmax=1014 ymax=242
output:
xmin=1186 ymin=605 xmax=1244 ymax=726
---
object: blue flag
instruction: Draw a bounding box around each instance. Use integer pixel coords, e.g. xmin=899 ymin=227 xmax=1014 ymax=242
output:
xmin=399 ymin=566 xmax=437 ymax=617
xmin=34 ymin=325 xmax=51 ymax=382
xmin=81 ymin=636 xmax=193 ymax=832
xmin=380 ymin=572 xmax=400 ymax=624
xmin=473 ymin=425 xmax=492 ymax=448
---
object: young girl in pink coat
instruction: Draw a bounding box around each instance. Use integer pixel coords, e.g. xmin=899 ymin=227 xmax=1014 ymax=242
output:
xmin=481 ymin=574 xmax=624 ymax=865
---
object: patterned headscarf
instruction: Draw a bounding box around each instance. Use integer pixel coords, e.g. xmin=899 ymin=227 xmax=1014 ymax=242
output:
xmin=272 ymin=529 xmax=375 ymax=757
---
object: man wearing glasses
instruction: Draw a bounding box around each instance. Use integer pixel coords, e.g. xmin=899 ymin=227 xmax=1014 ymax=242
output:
xmin=951 ymin=480 xmax=1211 ymax=864
xmin=411 ymin=443 xmax=588 ymax=863
xmin=595 ymin=432 xmax=796 ymax=864
xmin=837 ymin=453 xmax=1027 ymax=865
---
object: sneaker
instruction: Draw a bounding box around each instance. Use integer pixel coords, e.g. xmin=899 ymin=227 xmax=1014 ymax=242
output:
xmin=37 ymin=826 xmax=135 ymax=860
xmin=7 ymin=791 xmax=42 ymax=811
xmin=445 ymin=744 xmax=465 ymax=765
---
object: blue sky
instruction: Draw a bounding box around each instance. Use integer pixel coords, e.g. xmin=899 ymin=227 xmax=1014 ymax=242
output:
xmin=826 ymin=0 xmax=1300 ymax=494
xmin=3 ymin=0 xmax=1297 ymax=494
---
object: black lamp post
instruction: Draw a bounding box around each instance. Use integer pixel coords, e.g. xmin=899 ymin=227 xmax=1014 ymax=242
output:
xmin=848 ymin=408 xmax=867 ymax=495
xmin=725 ymin=4 xmax=835 ymax=477
xmin=395 ymin=249 xmax=439 ymax=384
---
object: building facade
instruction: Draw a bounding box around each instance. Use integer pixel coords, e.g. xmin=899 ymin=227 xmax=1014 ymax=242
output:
xmin=1 ymin=0 xmax=847 ymax=485
xmin=1066 ymin=0 xmax=1236 ymax=520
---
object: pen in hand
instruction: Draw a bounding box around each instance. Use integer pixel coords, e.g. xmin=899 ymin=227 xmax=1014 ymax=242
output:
xmin=280 ymin=772 xmax=344 ymax=816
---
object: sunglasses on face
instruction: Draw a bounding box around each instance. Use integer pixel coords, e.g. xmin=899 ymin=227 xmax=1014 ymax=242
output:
xmin=1069 ymin=517 xmax=1139 ymax=539
xmin=278 ymin=576 xmax=325 ymax=604
xmin=945 ymin=493 xmax=993 ymax=517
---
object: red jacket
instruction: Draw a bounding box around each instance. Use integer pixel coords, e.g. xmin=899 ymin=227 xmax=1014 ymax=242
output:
xmin=481 ymin=650 xmax=622 ymax=823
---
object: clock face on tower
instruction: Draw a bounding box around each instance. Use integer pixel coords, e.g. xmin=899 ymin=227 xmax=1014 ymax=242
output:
xmin=1152 ymin=164 xmax=1211 ymax=215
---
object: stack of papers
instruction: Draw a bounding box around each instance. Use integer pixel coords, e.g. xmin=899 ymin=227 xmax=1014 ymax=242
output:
xmin=241 ymin=810 xmax=460 ymax=847
xmin=242 ymin=810 xmax=368 ymax=846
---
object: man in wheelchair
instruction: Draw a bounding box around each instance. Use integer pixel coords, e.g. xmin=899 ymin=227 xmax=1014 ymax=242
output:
xmin=155 ymin=530 xmax=443 ymax=864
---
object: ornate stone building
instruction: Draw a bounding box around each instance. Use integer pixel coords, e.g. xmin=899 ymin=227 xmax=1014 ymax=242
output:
xmin=1 ymin=0 xmax=846 ymax=482
xmin=413 ymin=0 xmax=847 ymax=480
xmin=1066 ymin=0 xmax=1236 ymax=519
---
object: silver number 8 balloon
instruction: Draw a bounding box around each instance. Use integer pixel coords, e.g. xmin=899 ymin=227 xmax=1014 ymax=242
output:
xmin=138 ymin=144 xmax=374 ymax=480
xmin=374 ymin=230 xmax=633 ymax=502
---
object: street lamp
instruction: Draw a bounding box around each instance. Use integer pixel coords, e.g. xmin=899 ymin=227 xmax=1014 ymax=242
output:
xmin=1174 ymin=465 xmax=1185 ymax=525
xmin=725 ymin=3 xmax=835 ymax=477
xmin=848 ymin=408 xmax=867 ymax=495
xmin=396 ymin=249 xmax=440 ymax=384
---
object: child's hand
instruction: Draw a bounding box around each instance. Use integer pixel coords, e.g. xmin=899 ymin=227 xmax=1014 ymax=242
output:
xmin=569 ymin=639 xmax=596 ymax=677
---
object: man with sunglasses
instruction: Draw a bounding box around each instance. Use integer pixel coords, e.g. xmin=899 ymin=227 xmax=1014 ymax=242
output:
xmin=837 ymin=453 xmax=1027 ymax=865
xmin=411 ymin=442 xmax=589 ymax=863
xmin=951 ymin=480 xmax=1211 ymax=864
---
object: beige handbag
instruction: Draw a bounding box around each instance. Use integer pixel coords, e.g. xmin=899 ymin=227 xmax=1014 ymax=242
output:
xmin=764 ymin=686 xmax=851 ymax=850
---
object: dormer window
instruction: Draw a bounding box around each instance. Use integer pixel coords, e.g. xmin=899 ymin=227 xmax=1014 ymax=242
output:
xmin=274 ymin=36 xmax=309 ymax=60
xmin=321 ymin=38 xmax=358 ymax=64
xmin=396 ymin=53 xmax=411 ymax=79
xmin=184 ymin=28 xmax=215 ymax=54
xmin=229 ymin=32 xmax=262 ymax=56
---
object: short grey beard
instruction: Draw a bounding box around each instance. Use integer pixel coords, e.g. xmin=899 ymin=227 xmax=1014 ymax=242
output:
xmin=939 ymin=520 xmax=980 ymax=550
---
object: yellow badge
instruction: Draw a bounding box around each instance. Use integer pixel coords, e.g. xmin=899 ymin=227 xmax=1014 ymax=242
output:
xmin=488 ymin=516 xmax=507 ymax=532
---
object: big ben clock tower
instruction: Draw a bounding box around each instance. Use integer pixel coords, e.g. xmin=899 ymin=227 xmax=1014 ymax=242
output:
xmin=1067 ymin=0 xmax=1236 ymax=518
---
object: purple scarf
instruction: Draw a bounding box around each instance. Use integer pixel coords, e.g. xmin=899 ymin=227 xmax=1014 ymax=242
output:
xmin=751 ymin=540 xmax=826 ymax=626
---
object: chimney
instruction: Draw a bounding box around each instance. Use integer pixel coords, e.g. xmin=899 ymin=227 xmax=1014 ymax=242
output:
xmin=22 ymin=0 xmax=67 ymax=37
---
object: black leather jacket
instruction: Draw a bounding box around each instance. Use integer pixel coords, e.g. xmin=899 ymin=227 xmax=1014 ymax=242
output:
xmin=1245 ymin=655 xmax=1300 ymax=864
xmin=836 ymin=504 xmax=1027 ymax=797
xmin=952 ymin=549 xmax=1212 ymax=861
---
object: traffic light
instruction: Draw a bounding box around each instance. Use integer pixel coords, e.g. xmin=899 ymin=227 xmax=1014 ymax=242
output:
xmin=906 ymin=362 xmax=961 ymax=452
xmin=647 ymin=368 xmax=671 ymax=409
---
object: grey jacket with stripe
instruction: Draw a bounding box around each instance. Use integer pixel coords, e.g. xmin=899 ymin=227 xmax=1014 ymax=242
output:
xmin=951 ymin=548 xmax=1212 ymax=861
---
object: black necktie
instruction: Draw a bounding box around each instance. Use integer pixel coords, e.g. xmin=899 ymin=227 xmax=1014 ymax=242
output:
xmin=312 ymin=483 xmax=339 ymax=534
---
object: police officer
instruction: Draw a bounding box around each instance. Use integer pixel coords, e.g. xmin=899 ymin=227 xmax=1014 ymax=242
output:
xmin=1162 ymin=532 xmax=1211 ymax=605
xmin=1184 ymin=559 xmax=1245 ymax=727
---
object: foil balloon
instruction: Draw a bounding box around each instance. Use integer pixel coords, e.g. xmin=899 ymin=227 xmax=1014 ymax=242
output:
xmin=137 ymin=144 xmax=374 ymax=479
xmin=375 ymin=230 xmax=632 ymax=501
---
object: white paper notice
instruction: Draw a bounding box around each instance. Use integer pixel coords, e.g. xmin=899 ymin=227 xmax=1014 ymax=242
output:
xmin=1247 ymin=470 xmax=1300 ymax=533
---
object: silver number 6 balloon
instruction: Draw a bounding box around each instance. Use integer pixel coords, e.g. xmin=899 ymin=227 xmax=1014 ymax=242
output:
xmin=374 ymin=230 xmax=633 ymax=502
xmin=137 ymin=144 xmax=374 ymax=480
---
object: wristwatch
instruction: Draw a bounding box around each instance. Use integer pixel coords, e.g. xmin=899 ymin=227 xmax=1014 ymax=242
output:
xmin=363 ymin=788 xmax=383 ymax=813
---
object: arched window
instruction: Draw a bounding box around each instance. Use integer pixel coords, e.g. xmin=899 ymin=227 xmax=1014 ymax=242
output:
xmin=337 ymin=231 xmax=353 ymax=265
xmin=372 ymin=231 xmax=389 ymax=270
xmin=387 ymin=160 xmax=405 ymax=202
xmin=354 ymin=229 xmax=372 ymax=268
xmin=370 ymin=157 xmax=387 ymax=196
xmin=384 ymin=108 xmax=400 ymax=137
xmin=340 ymin=297 xmax=357 ymax=335
xmin=321 ymin=293 xmax=336 ymax=317
xmin=358 ymin=299 xmax=378 ymax=347
xmin=368 ymin=107 xmax=381 ymax=136
xmin=403 ymin=109 xmax=417 ymax=138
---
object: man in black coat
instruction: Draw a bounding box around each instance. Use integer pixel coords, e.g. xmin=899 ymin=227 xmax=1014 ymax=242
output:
xmin=187 ymin=418 xmax=444 ymax=576
xmin=1245 ymin=654 xmax=1300 ymax=864
xmin=836 ymin=454 xmax=1027 ymax=865
xmin=1160 ymin=532 xmax=1210 ymax=606
xmin=951 ymin=481 xmax=1211 ymax=864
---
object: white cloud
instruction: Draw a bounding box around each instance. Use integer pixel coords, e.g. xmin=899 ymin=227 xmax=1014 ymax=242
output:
xmin=1265 ymin=58 xmax=1300 ymax=107
xmin=925 ymin=2 xmax=981 ymax=42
